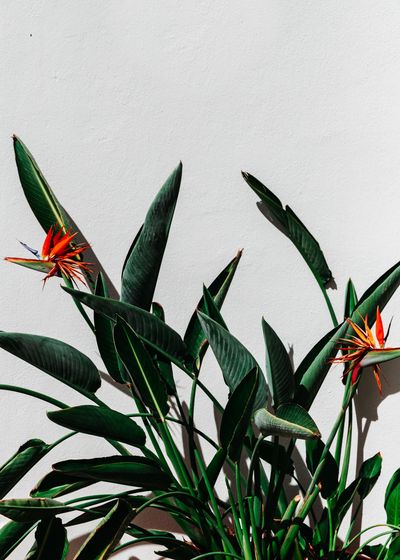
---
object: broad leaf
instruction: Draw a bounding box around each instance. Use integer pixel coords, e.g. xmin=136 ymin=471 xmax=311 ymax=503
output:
xmin=0 ymin=499 xmax=70 ymax=522
xmin=262 ymin=318 xmax=294 ymax=408
xmin=344 ymin=279 xmax=358 ymax=318
xmin=62 ymin=287 xmax=187 ymax=364
xmin=31 ymin=472 xmax=94 ymax=499
xmin=184 ymin=251 xmax=242 ymax=368
xmin=257 ymin=440 xmax=294 ymax=474
xmin=0 ymin=521 xmax=36 ymax=560
xmin=47 ymin=405 xmax=146 ymax=447
xmin=197 ymin=311 xmax=268 ymax=411
xmin=0 ymin=439 xmax=48 ymax=499
xmin=53 ymin=456 xmax=172 ymax=489
xmin=73 ymin=499 xmax=132 ymax=560
xmin=306 ymin=438 xmax=338 ymax=499
xmin=121 ymin=163 xmax=182 ymax=311
xmin=0 ymin=332 xmax=100 ymax=394
xmin=94 ymin=273 xmax=125 ymax=384
xmin=220 ymin=368 xmax=259 ymax=461
xmin=357 ymin=452 xmax=382 ymax=499
xmin=25 ymin=517 xmax=67 ymax=560
xmin=113 ymin=317 xmax=169 ymax=418
xmin=151 ymin=303 xmax=176 ymax=395
xmin=242 ymin=172 xmax=332 ymax=286
xmin=13 ymin=136 xmax=68 ymax=233
xmin=385 ymin=468 xmax=400 ymax=526
xmin=254 ymin=403 xmax=320 ymax=439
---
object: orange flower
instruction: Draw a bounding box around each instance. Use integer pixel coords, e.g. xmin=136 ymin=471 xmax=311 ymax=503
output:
xmin=5 ymin=226 xmax=92 ymax=286
xmin=331 ymin=307 xmax=400 ymax=393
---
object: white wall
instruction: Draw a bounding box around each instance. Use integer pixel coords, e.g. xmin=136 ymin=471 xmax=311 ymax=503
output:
xmin=1 ymin=1 xmax=400 ymax=557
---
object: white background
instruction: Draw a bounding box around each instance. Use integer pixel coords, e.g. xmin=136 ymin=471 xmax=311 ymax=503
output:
xmin=1 ymin=1 xmax=400 ymax=558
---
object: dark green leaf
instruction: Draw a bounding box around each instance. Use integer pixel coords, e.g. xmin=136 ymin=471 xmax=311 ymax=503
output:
xmin=344 ymin=279 xmax=358 ymax=319
xmin=25 ymin=517 xmax=67 ymax=560
xmin=65 ymin=496 xmax=147 ymax=527
xmin=358 ymin=452 xmax=382 ymax=499
xmin=202 ymin=286 xmax=228 ymax=329
xmin=151 ymin=303 xmax=176 ymax=395
xmin=197 ymin=448 xmax=226 ymax=499
xmin=197 ymin=311 xmax=268 ymax=411
xmin=73 ymin=499 xmax=132 ymax=560
xmin=254 ymin=403 xmax=320 ymax=439
xmin=0 ymin=499 xmax=70 ymax=522
xmin=0 ymin=521 xmax=36 ymax=560
xmin=53 ymin=456 xmax=172 ymax=489
xmin=47 ymin=405 xmax=146 ymax=447
xmin=220 ymin=368 xmax=259 ymax=461
xmin=258 ymin=440 xmax=294 ymax=475
xmin=0 ymin=439 xmax=48 ymax=499
xmin=262 ymin=318 xmax=294 ymax=408
xmin=306 ymin=438 xmax=338 ymax=499
xmin=121 ymin=163 xmax=182 ymax=311
xmin=94 ymin=273 xmax=125 ymax=384
xmin=184 ymin=251 xmax=242 ymax=368
xmin=385 ymin=468 xmax=400 ymax=526
xmin=113 ymin=317 xmax=169 ymax=417
xmin=13 ymin=136 xmax=68 ymax=233
xmin=0 ymin=332 xmax=100 ymax=394
xmin=242 ymin=172 xmax=332 ymax=286
xmin=62 ymin=287 xmax=187 ymax=365
xmin=31 ymin=471 xmax=94 ymax=499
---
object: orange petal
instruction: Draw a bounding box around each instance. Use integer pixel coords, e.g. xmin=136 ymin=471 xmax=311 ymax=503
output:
xmin=50 ymin=231 xmax=78 ymax=257
xmin=347 ymin=319 xmax=371 ymax=346
xmin=373 ymin=366 xmax=382 ymax=394
xmin=376 ymin=307 xmax=385 ymax=348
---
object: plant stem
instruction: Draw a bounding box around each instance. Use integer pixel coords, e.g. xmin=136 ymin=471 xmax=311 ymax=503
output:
xmin=349 ymin=531 xmax=396 ymax=560
xmin=235 ymin=464 xmax=252 ymax=560
xmin=318 ymin=278 xmax=339 ymax=327
xmin=0 ymin=384 xmax=68 ymax=408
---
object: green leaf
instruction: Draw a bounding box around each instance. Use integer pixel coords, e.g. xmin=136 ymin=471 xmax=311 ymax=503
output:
xmin=242 ymin=172 xmax=332 ymax=286
xmin=0 ymin=439 xmax=48 ymax=499
xmin=306 ymin=438 xmax=338 ymax=499
xmin=360 ymin=349 xmax=400 ymax=368
xmin=53 ymin=456 xmax=172 ymax=489
xmin=254 ymin=403 xmax=320 ymax=440
xmin=262 ymin=318 xmax=294 ymax=408
xmin=344 ymin=279 xmax=358 ymax=318
xmin=113 ymin=317 xmax=169 ymax=418
xmin=220 ymin=368 xmax=259 ymax=461
xmin=257 ymin=440 xmax=294 ymax=475
xmin=296 ymin=260 xmax=400 ymax=410
xmin=184 ymin=251 xmax=242 ymax=368
xmin=47 ymin=405 xmax=146 ymax=447
xmin=0 ymin=499 xmax=70 ymax=522
xmin=0 ymin=332 xmax=100 ymax=394
xmin=31 ymin=471 xmax=94 ymax=499
xmin=121 ymin=163 xmax=182 ymax=311
xmin=13 ymin=136 xmax=68 ymax=233
xmin=94 ymin=273 xmax=126 ymax=384
xmin=197 ymin=448 xmax=226 ymax=499
xmin=62 ymin=287 xmax=187 ymax=364
xmin=197 ymin=311 xmax=268 ymax=411
xmin=151 ymin=303 xmax=176 ymax=395
xmin=202 ymin=286 xmax=228 ymax=329
xmin=0 ymin=521 xmax=36 ymax=560
xmin=73 ymin=499 xmax=132 ymax=560
xmin=25 ymin=517 xmax=68 ymax=560
xmin=358 ymin=452 xmax=382 ymax=499
xmin=385 ymin=468 xmax=400 ymax=526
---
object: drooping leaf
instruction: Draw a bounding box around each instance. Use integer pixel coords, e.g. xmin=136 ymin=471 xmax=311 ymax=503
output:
xmin=151 ymin=303 xmax=176 ymax=395
xmin=0 ymin=520 xmax=36 ymax=560
xmin=62 ymin=287 xmax=187 ymax=365
xmin=31 ymin=471 xmax=94 ymax=499
xmin=184 ymin=251 xmax=242 ymax=368
xmin=296 ymin=260 xmax=400 ymax=410
xmin=197 ymin=311 xmax=268 ymax=411
xmin=121 ymin=163 xmax=182 ymax=311
xmin=0 ymin=332 xmax=100 ymax=394
xmin=94 ymin=273 xmax=125 ymax=384
xmin=13 ymin=136 xmax=68 ymax=233
xmin=254 ymin=403 xmax=320 ymax=440
xmin=220 ymin=368 xmax=259 ymax=461
xmin=0 ymin=499 xmax=70 ymax=522
xmin=73 ymin=499 xmax=132 ymax=560
xmin=344 ymin=279 xmax=358 ymax=319
xmin=47 ymin=405 xmax=146 ymax=447
xmin=306 ymin=438 xmax=338 ymax=499
xmin=25 ymin=517 xmax=68 ymax=560
xmin=0 ymin=439 xmax=48 ymax=499
xmin=242 ymin=172 xmax=332 ymax=287
xmin=113 ymin=317 xmax=169 ymax=418
xmin=262 ymin=318 xmax=294 ymax=408
xmin=65 ymin=496 xmax=148 ymax=528
xmin=53 ymin=456 xmax=172 ymax=489
xmin=385 ymin=468 xmax=400 ymax=526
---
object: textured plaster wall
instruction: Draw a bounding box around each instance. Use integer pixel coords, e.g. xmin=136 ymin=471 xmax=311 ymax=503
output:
xmin=1 ymin=1 xmax=400 ymax=557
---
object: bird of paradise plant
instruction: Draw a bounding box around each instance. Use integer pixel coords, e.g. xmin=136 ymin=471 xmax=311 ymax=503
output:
xmin=0 ymin=136 xmax=399 ymax=560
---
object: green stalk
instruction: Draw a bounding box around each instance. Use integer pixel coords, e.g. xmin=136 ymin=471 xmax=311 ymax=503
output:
xmin=349 ymin=531 xmax=396 ymax=560
xmin=246 ymin=435 xmax=264 ymax=496
xmin=319 ymin=280 xmax=339 ymax=327
xmin=0 ymin=384 xmax=68 ymax=408
xmin=235 ymin=464 xmax=252 ymax=560
xmin=338 ymin=400 xmax=353 ymax=495
xmin=248 ymin=496 xmax=262 ymax=559
xmin=280 ymin=378 xmax=356 ymax=559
